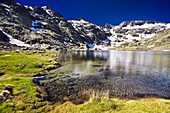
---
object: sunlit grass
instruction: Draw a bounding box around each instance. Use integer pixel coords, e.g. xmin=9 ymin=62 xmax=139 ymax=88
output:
xmin=52 ymin=89 xmax=170 ymax=113
xmin=52 ymin=98 xmax=170 ymax=113
xmin=0 ymin=51 xmax=60 ymax=77
xmin=0 ymin=78 xmax=53 ymax=113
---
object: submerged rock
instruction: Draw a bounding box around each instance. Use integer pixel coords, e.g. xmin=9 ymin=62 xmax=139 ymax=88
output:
xmin=36 ymin=71 xmax=170 ymax=104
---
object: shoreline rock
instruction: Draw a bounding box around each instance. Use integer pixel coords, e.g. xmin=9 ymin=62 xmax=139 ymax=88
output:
xmin=0 ymin=85 xmax=14 ymax=103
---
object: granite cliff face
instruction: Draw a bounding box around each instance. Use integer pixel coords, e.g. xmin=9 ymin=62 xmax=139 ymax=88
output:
xmin=0 ymin=0 xmax=83 ymax=50
xmin=68 ymin=19 xmax=111 ymax=46
xmin=0 ymin=0 xmax=170 ymax=50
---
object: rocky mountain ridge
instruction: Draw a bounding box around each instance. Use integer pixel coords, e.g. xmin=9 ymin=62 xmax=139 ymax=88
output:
xmin=106 ymin=20 xmax=170 ymax=48
xmin=0 ymin=0 xmax=170 ymax=50
xmin=69 ymin=19 xmax=170 ymax=49
xmin=116 ymin=29 xmax=170 ymax=51
xmin=0 ymin=0 xmax=83 ymax=50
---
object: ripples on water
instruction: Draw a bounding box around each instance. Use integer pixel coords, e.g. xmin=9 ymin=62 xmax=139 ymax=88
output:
xmin=35 ymin=50 xmax=170 ymax=104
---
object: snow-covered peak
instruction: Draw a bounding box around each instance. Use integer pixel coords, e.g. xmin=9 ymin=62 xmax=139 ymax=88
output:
xmin=24 ymin=5 xmax=34 ymax=10
xmin=41 ymin=6 xmax=53 ymax=16
xmin=68 ymin=19 xmax=109 ymax=46
xmin=79 ymin=19 xmax=90 ymax=24
xmin=41 ymin=6 xmax=51 ymax=10
xmin=68 ymin=19 xmax=91 ymax=25
xmin=68 ymin=19 xmax=103 ymax=31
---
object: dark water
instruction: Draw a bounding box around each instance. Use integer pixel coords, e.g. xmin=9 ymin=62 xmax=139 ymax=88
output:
xmin=36 ymin=50 xmax=170 ymax=104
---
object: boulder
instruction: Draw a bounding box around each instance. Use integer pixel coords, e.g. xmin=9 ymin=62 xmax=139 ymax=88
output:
xmin=0 ymin=85 xmax=14 ymax=103
xmin=0 ymin=30 xmax=9 ymax=42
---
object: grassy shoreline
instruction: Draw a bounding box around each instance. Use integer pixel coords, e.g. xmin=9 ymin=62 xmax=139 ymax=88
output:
xmin=0 ymin=50 xmax=60 ymax=112
xmin=0 ymin=50 xmax=61 ymax=77
xmin=0 ymin=50 xmax=170 ymax=113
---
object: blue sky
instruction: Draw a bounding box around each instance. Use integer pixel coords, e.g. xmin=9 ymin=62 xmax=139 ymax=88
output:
xmin=16 ymin=0 xmax=170 ymax=25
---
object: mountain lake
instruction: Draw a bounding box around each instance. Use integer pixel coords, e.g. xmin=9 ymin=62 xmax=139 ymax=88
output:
xmin=34 ymin=50 xmax=170 ymax=104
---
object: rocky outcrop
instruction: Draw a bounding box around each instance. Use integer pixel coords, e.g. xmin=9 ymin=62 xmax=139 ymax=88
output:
xmin=0 ymin=30 xmax=9 ymax=42
xmin=0 ymin=0 xmax=83 ymax=50
xmin=0 ymin=85 xmax=13 ymax=103
xmin=68 ymin=19 xmax=111 ymax=45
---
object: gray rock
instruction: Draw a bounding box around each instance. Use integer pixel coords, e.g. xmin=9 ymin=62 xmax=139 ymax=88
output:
xmin=0 ymin=85 xmax=13 ymax=103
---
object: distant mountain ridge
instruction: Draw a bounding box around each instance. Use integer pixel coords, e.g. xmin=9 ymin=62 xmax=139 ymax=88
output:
xmin=116 ymin=29 xmax=170 ymax=51
xmin=0 ymin=0 xmax=170 ymax=50
xmin=69 ymin=19 xmax=170 ymax=49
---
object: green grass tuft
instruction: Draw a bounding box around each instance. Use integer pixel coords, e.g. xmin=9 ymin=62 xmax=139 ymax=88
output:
xmin=0 ymin=51 xmax=60 ymax=77
xmin=0 ymin=78 xmax=53 ymax=113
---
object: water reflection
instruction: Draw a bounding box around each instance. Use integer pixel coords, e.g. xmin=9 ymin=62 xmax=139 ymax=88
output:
xmin=58 ymin=50 xmax=170 ymax=76
xmin=37 ymin=50 xmax=170 ymax=103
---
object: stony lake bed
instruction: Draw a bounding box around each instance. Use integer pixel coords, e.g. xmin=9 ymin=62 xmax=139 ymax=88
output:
xmin=1 ymin=50 xmax=170 ymax=113
xmin=34 ymin=50 xmax=170 ymax=104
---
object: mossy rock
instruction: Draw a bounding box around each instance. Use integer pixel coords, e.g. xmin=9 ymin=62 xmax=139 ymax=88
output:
xmin=44 ymin=64 xmax=61 ymax=71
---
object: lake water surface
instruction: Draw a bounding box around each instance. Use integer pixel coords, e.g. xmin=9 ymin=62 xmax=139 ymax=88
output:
xmin=37 ymin=50 xmax=170 ymax=103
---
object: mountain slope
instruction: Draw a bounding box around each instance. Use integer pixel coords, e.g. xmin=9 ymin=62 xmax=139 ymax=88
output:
xmin=116 ymin=29 xmax=170 ymax=51
xmin=0 ymin=0 xmax=170 ymax=50
xmin=69 ymin=19 xmax=170 ymax=50
xmin=106 ymin=20 xmax=170 ymax=48
xmin=68 ymin=19 xmax=111 ymax=46
xmin=143 ymin=29 xmax=170 ymax=51
xmin=0 ymin=0 xmax=84 ymax=50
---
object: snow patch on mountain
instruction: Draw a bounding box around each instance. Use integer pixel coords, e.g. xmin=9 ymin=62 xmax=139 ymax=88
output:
xmin=68 ymin=19 xmax=93 ymax=29
xmin=167 ymin=24 xmax=170 ymax=29
xmin=2 ymin=30 xmax=30 ymax=47
xmin=0 ymin=2 xmax=10 ymax=11
xmin=122 ymin=23 xmax=166 ymax=29
xmin=0 ymin=2 xmax=10 ymax=8
xmin=105 ymin=21 xmax=170 ymax=48
xmin=24 ymin=5 xmax=34 ymax=10
xmin=41 ymin=6 xmax=53 ymax=16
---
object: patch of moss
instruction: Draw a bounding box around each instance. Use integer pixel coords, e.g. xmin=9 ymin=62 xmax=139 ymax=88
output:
xmin=0 ymin=78 xmax=53 ymax=113
xmin=44 ymin=64 xmax=61 ymax=71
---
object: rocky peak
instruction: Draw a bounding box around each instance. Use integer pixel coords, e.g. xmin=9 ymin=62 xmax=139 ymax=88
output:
xmin=129 ymin=20 xmax=147 ymax=26
xmin=104 ymin=23 xmax=114 ymax=29
xmin=68 ymin=19 xmax=109 ymax=45
xmin=0 ymin=0 xmax=16 ymax=6
xmin=41 ymin=6 xmax=51 ymax=10
xmin=118 ymin=21 xmax=129 ymax=28
xmin=117 ymin=20 xmax=166 ymax=29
